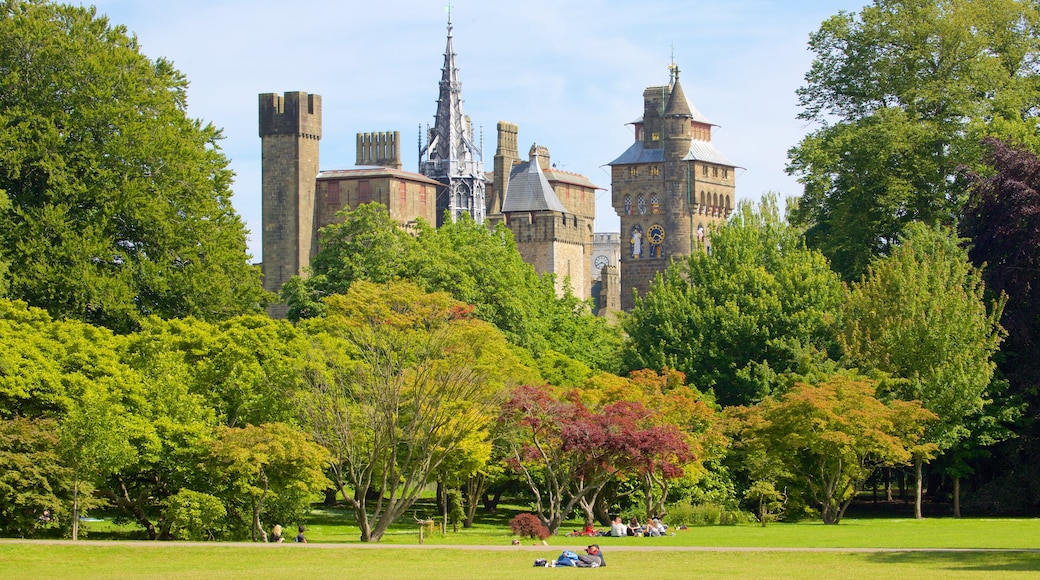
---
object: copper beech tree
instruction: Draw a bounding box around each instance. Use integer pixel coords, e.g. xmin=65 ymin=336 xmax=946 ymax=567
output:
xmin=499 ymin=384 xmax=691 ymax=534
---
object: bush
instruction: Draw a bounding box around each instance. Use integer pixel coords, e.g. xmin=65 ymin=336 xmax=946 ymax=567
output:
xmin=665 ymin=500 xmax=753 ymax=526
xmin=509 ymin=513 xmax=550 ymax=540
xmin=166 ymin=490 xmax=227 ymax=541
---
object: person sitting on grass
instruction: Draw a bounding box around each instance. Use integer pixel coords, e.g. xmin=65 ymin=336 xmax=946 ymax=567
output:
xmin=644 ymin=518 xmax=663 ymax=537
xmin=609 ymin=515 xmax=626 ymax=537
xmin=627 ymin=516 xmax=643 ymax=537
xmin=567 ymin=520 xmax=598 ymax=537
xmin=295 ymin=525 xmax=307 ymax=543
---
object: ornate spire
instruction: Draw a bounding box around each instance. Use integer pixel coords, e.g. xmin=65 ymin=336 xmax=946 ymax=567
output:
xmin=419 ymin=9 xmax=486 ymax=226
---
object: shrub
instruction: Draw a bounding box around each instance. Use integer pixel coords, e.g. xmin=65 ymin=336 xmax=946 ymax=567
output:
xmin=509 ymin=513 xmax=550 ymax=540
xmin=166 ymin=490 xmax=227 ymax=541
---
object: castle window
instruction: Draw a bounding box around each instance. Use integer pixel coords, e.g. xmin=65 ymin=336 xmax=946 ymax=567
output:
xmin=650 ymin=166 xmax=660 ymax=177
xmin=358 ymin=180 xmax=371 ymax=205
xmin=702 ymin=165 xmax=708 ymax=177
xmin=637 ymin=195 xmax=647 ymax=215
xmin=651 ymin=132 xmax=660 ymax=141
xmin=722 ymin=168 xmax=729 ymax=179
xmin=650 ymin=194 xmax=660 ymax=214
xmin=712 ymin=167 xmax=718 ymax=177
xmin=327 ymin=181 xmax=340 ymax=207
xmin=629 ymin=166 xmax=637 ymax=178
xmin=624 ymin=195 xmax=632 ymax=215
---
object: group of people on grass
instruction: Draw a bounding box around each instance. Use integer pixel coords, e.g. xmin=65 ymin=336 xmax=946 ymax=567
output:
xmin=568 ymin=514 xmax=668 ymax=538
xmin=269 ymin=524 xmax=307 ymax=543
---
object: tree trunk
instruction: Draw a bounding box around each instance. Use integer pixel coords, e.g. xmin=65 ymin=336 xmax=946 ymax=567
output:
xmin=953 ymin=476 xmax=961 ymax=518
xmin=914 ymin=456 xmax=924 ymax=519
xmin=885 ymin=468 xmax=893 ymax=502
xmin=72 ymin=480 xmax=80 ymax=541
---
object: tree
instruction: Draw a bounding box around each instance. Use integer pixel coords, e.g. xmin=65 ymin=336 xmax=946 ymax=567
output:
xmin=840 ymin=222 xmax=1005 ymax=518
xmin=0 ymin=1 xmax=268 ymax=332
xmin=623 ymin=195 xmax=844 ymax=406
xmin=0 ymin=418 xmax=70 ymax=537
xmin=283 ymin=204 xmax=622 ymax=372
xmin=727 ymin=376 xmax=936 ymax=524
xmin=298 ymin=281 xmax=523 ymax=542
xmin=788 ymin=0 xmax=1040 ymax=280
xmin=499 ymin=384 xmax=691 ymax=534
xmin=206 ymin=423 xmax=330 ymax=542
xmin=959 ymin=138 xmax=1040 ymax=512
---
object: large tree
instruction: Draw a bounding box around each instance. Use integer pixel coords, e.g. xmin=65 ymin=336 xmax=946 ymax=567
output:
xmin=298 ymin=281 xmax=525 ymax=542
xmin=840 ymin=222 xmax=1005 ymax=518
xmin=726 ymin=376 xmax=935 ymax=524
xmin=622 ymin=195 xmax=844 ymax=406
xmin=788 ymin=0 xmax=1040 ymax=280
xmin=0 ymin=0 xmax=267 ymax=332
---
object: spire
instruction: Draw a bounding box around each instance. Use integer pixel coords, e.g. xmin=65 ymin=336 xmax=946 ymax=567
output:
xmin=419 ymin=9 xmax=486 ymax=226
xmin=664 ymin=64 xmax=693 ymax=118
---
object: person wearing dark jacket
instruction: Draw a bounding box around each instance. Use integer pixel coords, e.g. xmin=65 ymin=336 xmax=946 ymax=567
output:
xmin=577 ymin=544 xmax=605 ymax=567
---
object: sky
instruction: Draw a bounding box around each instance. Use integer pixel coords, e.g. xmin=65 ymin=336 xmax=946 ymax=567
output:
xmin=77 ymin=0 xmax=869 ymax=261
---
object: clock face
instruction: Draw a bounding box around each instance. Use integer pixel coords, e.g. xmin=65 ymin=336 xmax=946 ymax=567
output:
xmin=648 ymin=224 xmax=665 ymax=244
xmin=594 ymin=255 xmax=609 ymax=269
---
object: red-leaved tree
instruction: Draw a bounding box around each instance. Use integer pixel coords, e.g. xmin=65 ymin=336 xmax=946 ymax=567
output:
xmin=499 ymin=385 xmax=691 ymax=534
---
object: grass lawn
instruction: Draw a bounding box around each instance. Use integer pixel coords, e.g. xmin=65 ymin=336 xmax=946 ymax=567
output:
xmin=5 ymin=516 xmax=1040 ymax=578
xmin=2 ymin=542 xmax=1039 ymax=579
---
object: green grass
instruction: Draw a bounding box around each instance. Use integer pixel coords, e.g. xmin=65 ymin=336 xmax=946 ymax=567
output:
xmin=2 ymin=543 xmax=1039 ymax=579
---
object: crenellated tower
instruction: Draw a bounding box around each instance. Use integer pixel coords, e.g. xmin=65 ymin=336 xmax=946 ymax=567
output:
xmin=419 ymin=13 xmax=486 ymax=226
xmin=259 ymin=91 xmax=322 ymax=317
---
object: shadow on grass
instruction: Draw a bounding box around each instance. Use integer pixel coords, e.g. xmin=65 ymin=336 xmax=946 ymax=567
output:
xmin=866 ymin=551 xmax=1040 ymax=573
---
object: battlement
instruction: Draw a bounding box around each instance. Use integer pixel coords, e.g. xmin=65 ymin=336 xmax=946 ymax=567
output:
xmin=259 ymin=91 xmax=322 ymax=139
xmin=356 ymin=131 xmax=402 ymax=169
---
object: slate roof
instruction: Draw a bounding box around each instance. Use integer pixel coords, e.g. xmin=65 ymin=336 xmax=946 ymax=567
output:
xmin=607 ymin=140 xmax=739 ymax=168
xmin=502 ymin=156 xmax=568 ymax=213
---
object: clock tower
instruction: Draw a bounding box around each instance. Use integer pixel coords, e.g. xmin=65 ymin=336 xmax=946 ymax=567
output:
xmin=607 ymin=65 xmax=737 ymax=310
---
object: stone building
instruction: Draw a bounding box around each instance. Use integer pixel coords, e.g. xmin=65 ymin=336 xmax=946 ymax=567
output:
xmin=486 ymin=122 xmax=600 ymax=299
xmin=259 ymin=17 xmax=605 ymax=314
xmin=607 ymin=65 xmax=737 ymax=310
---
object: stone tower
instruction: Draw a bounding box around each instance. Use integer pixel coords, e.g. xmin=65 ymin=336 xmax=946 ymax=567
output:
xmin=419 ymin=14 xmax=486 ymax=226
xmin=497 ymin=145 xmax=589 ymax=298
xmin=608 ymin=66 xmax=736 ymax=310
xmin=259 ymin=91 xmax=322 ymax=317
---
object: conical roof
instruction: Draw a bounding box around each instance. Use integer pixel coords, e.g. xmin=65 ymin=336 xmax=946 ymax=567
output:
xmin=664 ymin=72 xmax=693 ymax=118
xmin=502 ymin=145 xmax=568 ymax=213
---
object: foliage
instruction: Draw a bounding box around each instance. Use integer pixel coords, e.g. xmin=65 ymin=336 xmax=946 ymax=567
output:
xmin=0 ymin=418 xmax=69 ymax=537
xmin=283 ymin=204 xmax=622 ymax=372
xmin=840 ymin=223 xmax=1005 ymax=453
xmin=726 ymin=377 xmax=936 ymax=524
xmin=206 ymin=422 xmax=330 ymax=542
xmin=961 ymin=138 xmax=1040 ymax=420
xmin=298 ymin=280 xmax=524 ymax=541
xmin=787 ymin=0 xmax=1040 ymax=280
xmin=508 ymin=512 xmax=550 ymax=540
xmin=165 ymin=489 xmax=226 ymax=541
xmin=499 ymin=384 xmax=691 ymax=534
xmin=623 ymin=194 xmax=844 ymax=406
xmin=0 ymin=0 xmax=268 ymax=332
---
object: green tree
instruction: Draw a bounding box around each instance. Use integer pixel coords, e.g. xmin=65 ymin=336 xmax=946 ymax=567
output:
xmin=623 ymin=195 xmax=844 ymax=406
xmin=788 ymin=0 xmax=1040 ymax=280
xmin=0 ymin=418 xmax=70 ymax=537
xmin=727 ymin=376 xmax=936 ymax=524
xmin=284 ymin=204 xmax=621 ymax=372
xmin=840 ymin=222 xmax=1005 ymax=518
xmin=206 ymin=423 xmax=330 ymax=542
xmin=298 ymin=281 xmax=524 ymax=541
xmin=0 ymin=0 xmax=268 ymax=332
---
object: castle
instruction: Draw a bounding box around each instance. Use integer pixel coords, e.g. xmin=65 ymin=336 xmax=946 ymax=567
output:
xmin=259 ymin=19 xmax=735 ymax=317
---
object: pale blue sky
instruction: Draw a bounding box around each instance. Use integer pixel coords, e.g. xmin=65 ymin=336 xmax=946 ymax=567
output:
xmin=78 ymin=0 xmax=868 ymax=260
